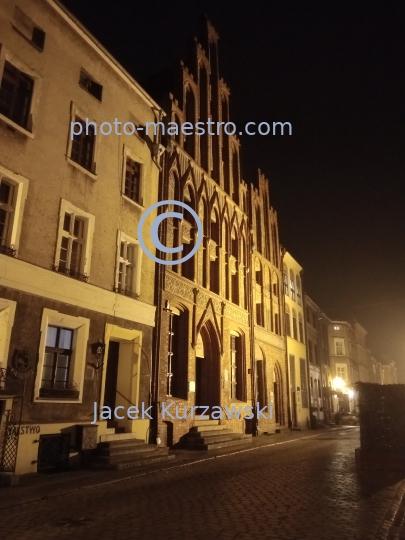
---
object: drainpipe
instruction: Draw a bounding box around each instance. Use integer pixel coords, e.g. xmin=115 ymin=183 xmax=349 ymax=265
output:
xmin=151 ymin=116 xmax=166 ymax=445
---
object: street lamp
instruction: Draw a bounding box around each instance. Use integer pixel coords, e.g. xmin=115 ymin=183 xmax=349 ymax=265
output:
xmin=332 ymin=376 xmax=346 ymax=392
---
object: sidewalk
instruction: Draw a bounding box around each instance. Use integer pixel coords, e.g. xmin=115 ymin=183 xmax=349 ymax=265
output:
xmin=0 ymin=426 xmax=350 ymax=510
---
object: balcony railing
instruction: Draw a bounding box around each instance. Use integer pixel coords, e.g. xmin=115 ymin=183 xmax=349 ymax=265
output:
xmin=51 ymin=265 xmax=89 ymax=283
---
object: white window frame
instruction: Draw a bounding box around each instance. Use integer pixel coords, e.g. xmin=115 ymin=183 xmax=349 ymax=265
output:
xmin=0 ymin=48 xmax=42 ymax=137
xmin=115 ymin=231 xmax=142 ymax=297
xmin=334 ymin=338 xmax=345 ymax=356
xmin=66 ymin=101 xmax=99 ymax=180
xmin=54 ymin=199 xmax=95 ymax=278
xmin=0 ymin=165 xmax=29 ymax=254
xmin=290 ymin=270 xmax=295 ymax=301
xmin=34 ymin=308 xmax=89 ymax=403
xmin=121 ymin=145 xmax=145 ymax=209
xmin=0 ymin=298 xmax=17 ymax=366
xmin=336 ymin=364 xmax=347 ymax=382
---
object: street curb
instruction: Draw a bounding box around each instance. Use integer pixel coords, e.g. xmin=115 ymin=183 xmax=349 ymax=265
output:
xmin=376 ymin=479 xmax=405 ymax=540
xmin=0 ymin=426 xmax=356 ymax=511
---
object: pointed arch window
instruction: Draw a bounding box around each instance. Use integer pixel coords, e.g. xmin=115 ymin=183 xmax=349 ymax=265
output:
xmin=210 ymin=208 xmax=220 ymax=295
xmin=255 ymin=205 xmax=262 ymax=254
xmin=199 ymin=197 xmax=209 ymax=288
xmin=184 ymin=86 xmax=195 ymax=158
xmin=232 ymin=146 xmax=239 ymax=205
xmin=231 ymin=226 xmax=239 ymax=304
xmin=181 ymin=184 xmax=196 ymax=281
xmin=241 ymin=234 xmax=248 ymax=309
xmin=199 ymin=64 xmax=209 ymax=172
xmin=222 ymin=95 xmax=230 ymax=193
xmin=255 ymin=258 xmax=264 ymax=327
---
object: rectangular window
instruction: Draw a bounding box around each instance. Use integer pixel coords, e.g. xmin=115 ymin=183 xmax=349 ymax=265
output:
xmin=300 ymin=358 xmax=309 ymax=408
xmin=230 ymin=335 xmax=237 ymax=400
xmin=283 ymin=272 xmax=288 ymax=294
xmin=35 ymin=309 xmax=90 ymax=402
xmin=13 ymin=6 xmax=46 ymax=50
xmin=70 ymin=117 xmax=95 ymax=172
xmin=0 ymin=180 xmax=15 ymax=251
xmin=54 ymin=200 xmax=94 ymax=281
xmin=289 ymin=354 xmax=296 ymax=391
xmin=40 ymin=326 xmax=77 ymax=398
xmin=170 ymin=310 xmax=188 ymax=399
xmin=125 ymin=157 xmax=141 ymax=204
xmin=117 ymin=240 xmax=137 ymax=297
xmin=335 ymin=340 xmax=344 ymax=355
xmin=293 ymin=316 xmax=298 ymax=340
xmin=314 ymin=344 xmax=319 ymax=365
xmin=299 ymin=320 xmax=304 ymax=343
xmin=79 ymin=70 xmax=103 ymax=101
xmin=290 ymin=277 xmax=295 ymax=301
xmin=0 ymin=61 xmax=34 ymax=129
xmin=274 ymin=312 xmax=279 ymax=335
xmin=0 ymin=166 xmax=29 ymax=255
xmin=308 ymin=340 xmax=313 ymax=363
xmin=336 ymin=365 xmax=346 ymax=382
xmin=286 ymin=312 xmax=291 ymax=337
xmin=57 ymin=212 xmax=87 ymax=279
xmin=230 ymin=335 xmax=244 ymax=401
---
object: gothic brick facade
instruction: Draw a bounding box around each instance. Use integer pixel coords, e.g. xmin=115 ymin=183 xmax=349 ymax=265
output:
xmin=150 ymin=19 xmax=288 ymax=445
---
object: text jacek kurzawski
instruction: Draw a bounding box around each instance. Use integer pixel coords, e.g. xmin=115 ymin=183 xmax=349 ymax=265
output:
xmin=91 ymin=402 xmax=273 ymax=423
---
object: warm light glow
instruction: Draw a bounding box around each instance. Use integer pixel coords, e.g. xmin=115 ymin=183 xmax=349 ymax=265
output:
xmin=332 ymin=376 xmax=346 ymax=391
xmin=347 ymin=389 xmax=355 ymax=399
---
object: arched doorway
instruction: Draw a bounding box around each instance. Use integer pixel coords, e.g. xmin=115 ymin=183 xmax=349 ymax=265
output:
xmin=195 ymin=320 xmax=220 ymax=412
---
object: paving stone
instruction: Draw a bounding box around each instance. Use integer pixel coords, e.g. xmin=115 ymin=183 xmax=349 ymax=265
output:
xmin=0 ymin=428 xmax=403 ymax=539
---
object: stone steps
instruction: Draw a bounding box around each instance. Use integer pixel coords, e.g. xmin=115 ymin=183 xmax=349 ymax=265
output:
xmin=181 ymin=420 xmax=253 ymax=451
xmin=185 ymin=435 xmax=252 ymax=451
xmin=94 ymin=437 xmax=174 ymax=470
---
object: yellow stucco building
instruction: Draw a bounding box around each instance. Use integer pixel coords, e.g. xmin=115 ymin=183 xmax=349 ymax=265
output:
xmin=283 ymin=252 xmax=310 ymax=429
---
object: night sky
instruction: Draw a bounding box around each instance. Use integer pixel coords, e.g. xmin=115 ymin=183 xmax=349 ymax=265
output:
xmin=61 ymin=0 xmax=405 ymax=380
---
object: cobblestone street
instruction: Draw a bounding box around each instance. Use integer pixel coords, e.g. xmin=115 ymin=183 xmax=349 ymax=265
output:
xmin=1 ymin=428 xmax=404 ymax=540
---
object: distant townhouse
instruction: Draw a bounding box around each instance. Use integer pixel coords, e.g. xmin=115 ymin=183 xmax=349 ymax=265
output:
xmin=283 ymin=252 xmax=310 ymax=429
xmin=304 ymin=295 xmax=331 ymax=424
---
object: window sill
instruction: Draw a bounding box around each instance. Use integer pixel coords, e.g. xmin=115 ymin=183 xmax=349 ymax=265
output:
xmin=0 ymin=113 xmax=34 ymax=138
xmin=35 ymin=397 xmax=82 ymax=404
xmin=39 ymin=388 xmax=80 ymax=399
xmin=51 ymin=265 xmax=89 ymax=283
xmin=67 ymin=156 xmax=97 ymax=180
xmin=122 ymin=194 xmax=144 ymax=211
xmin=113 ymin=286 xmax=140 ymax=300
